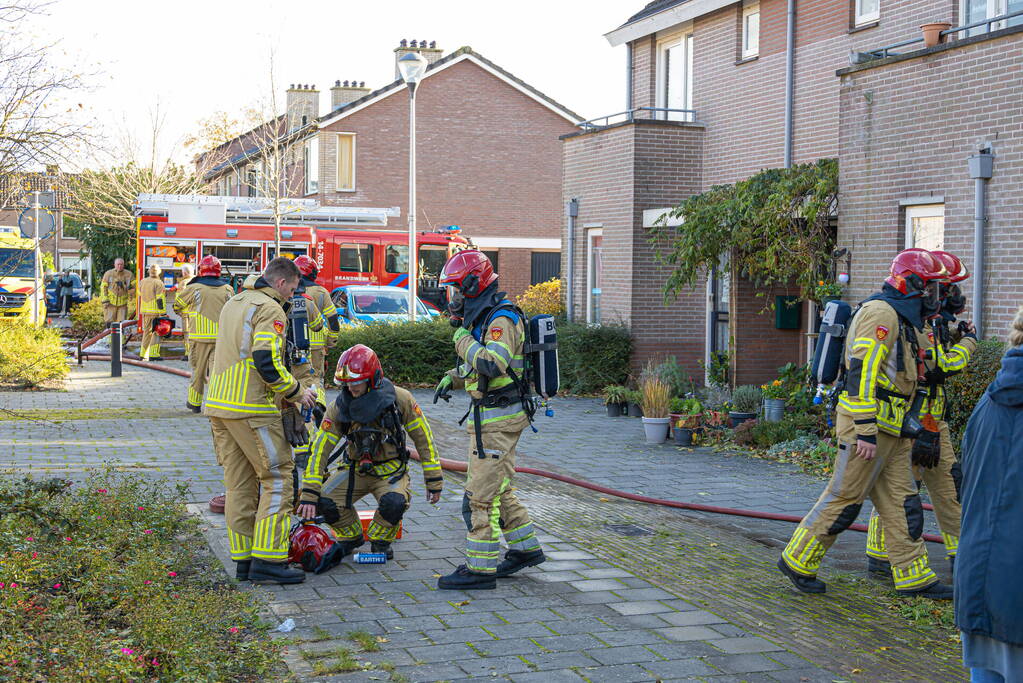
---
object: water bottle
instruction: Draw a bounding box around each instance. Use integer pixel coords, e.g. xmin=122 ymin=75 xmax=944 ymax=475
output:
xmin=353 ymin=552 xmax=387 ymax=564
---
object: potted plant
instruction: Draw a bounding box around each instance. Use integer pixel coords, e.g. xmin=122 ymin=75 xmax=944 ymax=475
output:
xmin=639 ymin=376 xmax=671 ymax=444
xmin=668 ymin=396 xmax=687 ymax=423
xmin=672 ymin=397 xmax=703 ymax=445
xmin=920 ymin=22 xmax=952 ymax=48
xmin=729 ymin=385 xmax=762 ymax=427
xmin=813 ymin=280 xmax=844 ymax=307
xmin=625 ymin=390 xmax=643 ymax=418
xmin=761 ymin=379 xmax=787 ymax=423
xmin=603 ymin=384 xmax=627 ymax=417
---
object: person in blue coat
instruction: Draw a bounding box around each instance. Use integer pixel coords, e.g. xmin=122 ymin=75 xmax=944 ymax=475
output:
xmin=957 ymin=311 xmax=1023 ymax=683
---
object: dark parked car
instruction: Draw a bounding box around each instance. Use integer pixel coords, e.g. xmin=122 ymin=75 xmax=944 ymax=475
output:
xmin=45 ymin=272 xmax=89 ymax=312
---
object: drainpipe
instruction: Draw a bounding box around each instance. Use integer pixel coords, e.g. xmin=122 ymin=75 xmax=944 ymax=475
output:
xmin=783 ymin=0 xmax=796 ymax=168
xmin=566 ymin=198 xmax=579 ymax=321
xmin=626 ymin=43 xmax=634 ymax=111
xmin=968 ymin=149 xmax=994 ymax=337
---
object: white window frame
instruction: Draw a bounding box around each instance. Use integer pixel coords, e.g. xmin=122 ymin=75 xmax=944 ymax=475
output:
xmin=962 ymin=0 xmax=1015 ymax=33
xmin=585 ymin=227 xmax=603 ymax=325
xmin=854 ymin=0 xmax=880 ymax=26
xmin=904 ymin=204 xmax=945 ymax=250
xmin=742 ymin=1 xmax=760 ymax=59
xmin=656 ymin=29 xmax=694 ymax=122
xmin=336 ymin=132 xmax=356 ymax=193
xmin=304 ymin=137 xmax=319 ymax=195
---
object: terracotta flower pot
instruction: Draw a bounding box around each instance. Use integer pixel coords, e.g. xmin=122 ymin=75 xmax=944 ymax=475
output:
xmin=920 ymin=22 xmax=952 ymax=48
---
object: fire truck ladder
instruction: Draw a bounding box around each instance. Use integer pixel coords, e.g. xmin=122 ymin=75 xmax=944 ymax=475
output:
xmin=134 ymin=194 xmax=401 ymax=227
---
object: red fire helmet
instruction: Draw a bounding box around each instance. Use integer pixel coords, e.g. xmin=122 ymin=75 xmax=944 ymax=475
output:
xmin=198 ymin=255 xmax=222 ymax=277
xmin=153 ymin=317 xmax=174 ymax=337
xmin=438 ymin=250 xmax=497 ymax=298
xmin=931 ymin=250 xmax=969 ymax=282
xmin=335 ymin=344 xmax=383 ymax=388
xmin=885 ymin=248 xmax=948 ymax=294
xmin=289 ymin=522 xmax=345 ymax=574
xmin=294 ymin=255 xmax=317 ymax=278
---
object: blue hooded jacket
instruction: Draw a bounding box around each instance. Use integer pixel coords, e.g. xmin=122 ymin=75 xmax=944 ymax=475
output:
xmin=956 ymin=345 xmax=1023 ymax=644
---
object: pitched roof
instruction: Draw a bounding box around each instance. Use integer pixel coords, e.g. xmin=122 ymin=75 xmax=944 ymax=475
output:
xmin=316 ymin=46 xmax=583 ymax=129
xmin=625 ymin=0 xmax=690 ymax=25
xmin=0 ymin=172 xmax=71 ymax=210
xmin=605 ymin=0 xmax=733 ymax=46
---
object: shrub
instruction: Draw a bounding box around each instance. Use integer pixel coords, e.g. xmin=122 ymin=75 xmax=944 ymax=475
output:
xmin=749 ymin=419 xmax=799 ymax=448
xmin=731 ymin=384 xmax=762 ymax=413
xmin=0 ymin=323 xmax=69 ymax=388
xmin=945 ymin=338 xmax=1005 ymax=450
xmin=603 ymin=384 xmax=627 ymax=405
xmin=69 ymin=297 xmax=106 ymax=338
xmin=515 ymin=278 xmax=563 ymax=317
xmin=0 ymin=472 xmax=282 ymax=681
xmin=648 ymin=356 xmax=696 ymax=397
xmin=325 ymin=316 xmax=632 ymax=395
xmin=733 ymin=419 xmax=758 ymax=446
xmin=766 ymin=436 xmax=838 ymax=478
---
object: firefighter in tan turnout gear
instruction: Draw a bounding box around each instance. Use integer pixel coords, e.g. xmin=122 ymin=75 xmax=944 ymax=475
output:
xmin=175 ymin=255 xmax=233 ymax=412
xmin=865 ymin=250 xmax=977 ymax=576
xmin=100 ymin=257 xmax=134 ymax=324
xmin=296 ymin=344 xmax=443 ymax=565
xmin=433 ymin=250 xmax=545 ymax=591
xmin=294 ymin=255 xmax=339 ymax=410
xmin=138 ymin=265 xmax=166 ymax=361
xmin=778 ymin=249 xmax=954 ymax=600
xmin=204 ymin=257 xmax=316 ymax=585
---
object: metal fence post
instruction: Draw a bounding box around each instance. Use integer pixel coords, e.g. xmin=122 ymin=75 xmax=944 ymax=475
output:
xmin=110 ymin=323 xmax=122 ymax=377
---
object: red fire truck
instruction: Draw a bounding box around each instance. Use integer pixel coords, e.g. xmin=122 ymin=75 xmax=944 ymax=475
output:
xmin=133 ymin=194 xmax=472 ymax=332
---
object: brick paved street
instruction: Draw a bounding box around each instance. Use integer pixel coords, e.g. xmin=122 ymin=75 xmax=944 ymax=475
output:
xmin=0 ymin=364 xmax=965 ymax=681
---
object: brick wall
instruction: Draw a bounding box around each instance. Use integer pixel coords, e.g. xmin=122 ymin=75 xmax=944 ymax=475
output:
xmin=731 ymin=276 xmax=806 ymax=384
xmin=838 ymin=25 xmax=1023 ymax=339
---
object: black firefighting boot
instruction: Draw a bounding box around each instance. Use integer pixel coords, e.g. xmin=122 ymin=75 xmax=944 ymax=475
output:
xmin=495 ymin=549 xmax=546 ymax=578
xmin=336 ymin=537 xmax=365 ymax=560
xmin=897 ymin=581 xmax=954 ymax=601
xmin=867 ymin=556 xmax=891 ymax=575
xmin=370 ymin=541 xmax=394 ymax=560
xmin=437 ymin=565 xmax=496 ymax=590
xmin=236 ymin=560 xmax=251 ymax=582
xmin=186 ymin=402 xmax=201 ymax=413
xmin=248 ymin=559 xmax=305 ymax=585
xmin=776 ymin=558 xmax=826 ymax=594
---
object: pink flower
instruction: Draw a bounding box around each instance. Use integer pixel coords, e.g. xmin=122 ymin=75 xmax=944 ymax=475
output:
xmin=25 ymin=537 xmax=33 ymax=542
xmin=121 ymin=648 xmax=134 ymax=655
xmin=151 ymin=658 xmax=159 ymax=666
xmin=143 ymin=529 xmax=154 ymax=535
xmin=172 ymin=593 xmax=180 ymax=599
xmin=63 ymin=537 xmax=71 ymax=542
xmin=144 ymin=580 xmax=152 ymax=585
xmin=0 ymin=583 xmax=5 ymax=588
xmin=10 ymin=583 xmax=16 ymax=589
xmin=31 ymin=552 xmax=37 ymax=559
xmin=167 ymin=572 xmax=177 ymax=577
xmin=52 ymin=583 xmax=61 ymax=589
xmin=97 ymin=489 xmax=108 ymax=493
xmin=229 ymin=627 xmax=239 ymax=633
xmin=137 ymin=506 xmax=144 ymax=511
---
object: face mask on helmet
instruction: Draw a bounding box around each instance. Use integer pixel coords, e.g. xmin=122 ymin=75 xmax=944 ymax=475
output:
xmin=921 ymin=280 xmax=942 ymax=317
xmin=942 ymin=283 xmax=967 ymax=316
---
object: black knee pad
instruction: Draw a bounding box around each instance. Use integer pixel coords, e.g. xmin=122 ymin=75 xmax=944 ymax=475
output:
xmin=904 ymin=495 xmax=924 ymax=540
xmin=378 ymin=492 xmax=407 ymax=525
xmin=826 ymin=503 xmax=862 ymax=535
xmin=951 ymin=461 xmax=963 ymax=503
xmin=461 ymin=493 xmax=472 ymax=532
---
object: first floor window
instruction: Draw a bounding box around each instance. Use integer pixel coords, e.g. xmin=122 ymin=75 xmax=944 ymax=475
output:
xmin=905 ymin=204 xmax=945 ymax=251
xmin=854 ymin=0 xmax=880 ymax=25
xmin=964 ymin=0 xmax=1023 ymax=35
xmin=337 ymin=133 xmax=355 ymax=191
xmin=305 ymin=137 xmax=319 ymax=194
xmin=742 ymin=2 xmax=760 ymax=58
xmin=586 ymin=229 xmax=603 ymax=324
xmin=657 ymin=33 xmax=694 ymax=121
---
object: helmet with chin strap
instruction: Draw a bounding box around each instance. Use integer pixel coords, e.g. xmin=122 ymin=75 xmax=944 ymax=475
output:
xmin=931 ymin=250 xmax=969 ymax=315
xmin=885 ymin=248 xmax=948 ymax=294
xmin=198 ymin=255 xmax=222 ymax=277
xmin=335 ymin=344 xmax=384 ymax=388
xmin=438 ymin=250 xmax=497 ymax=298
xmin=294 ymin=255 xmax=318 ymax=279
xmin=289 ymin=521 xmax=345 ymax=574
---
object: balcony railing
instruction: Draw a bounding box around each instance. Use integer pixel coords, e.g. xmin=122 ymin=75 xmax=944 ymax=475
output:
xmin=576 ymin=107 xmax=698 ymax=131
xmin=853 ymin=8 xmax=1023 ymax=62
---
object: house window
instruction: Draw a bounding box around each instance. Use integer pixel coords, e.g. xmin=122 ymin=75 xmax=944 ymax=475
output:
xmin=482 ymin=250 xmax=499 ymax=273
xmin=304 ymin=137 xmax=319 ymax=195
xmin=854 ymin=0 xmax=880 ymax=26
xmin=337 ymin=133 xmax=355 ymax=191
xmin=905 ymin=204 xmax=945 ymax=251
xmin=742 ymin=2 xmax=760 ymax=58
xmin=963 ymin=0 xmax=1023 ymax=35
xmin=586 ymin=228 xmax=603 ymax=324
xmin=337 ymin=243 xmax=374 ymax=272
xmin=530 ymin=252 xmax=560 ymax=286
xmin=657 ymin=33 xmax=694 ymax=122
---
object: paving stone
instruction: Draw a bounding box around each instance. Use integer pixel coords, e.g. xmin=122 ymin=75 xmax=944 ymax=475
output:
xmin=585 ymin=645 xmax=661 ymax=666
xmin=537 ymin=560 xmax=591 ymax=571
xmin=658 ymin=610 xmax=728 ymax=627
xmin=575 ymin=568 xmax=633 ymax=579
xmin=525 ymin=650 xmax=601 ymax=670
xmin=577 ymin=662 xmax=660 ymax=682
xmin=593 ymin=629 xmax=667 ymax=647
xmin=533 ymin=570 xmax=586 ymax=582
xmin=497 ymin=607 xmax=566 ymax=624
xmin=467 ymin=636 xmax=544 ymax=657
xmin=547 ymin=551 xmax=596 ymax=560
xmin=532 ymin=633 xmax=607 ymax=652
xmin=455 ymin=653 xmax=536 ymax=676
xmin=390 ymin=662 xmax=471 ymax=682
xmin=657 ymin=626 xmax=726 ymax=642
xmin=510 ymin=669 xmax=586 ymax=683
xmin=766 ymin=667 xmax=837 ymax=682
xmin=607 ymin=600 xmax=677 ymax=616
xmin=542 ymin=618 xmax=616 ymax=635
xmin=709 ymin=636 xmax=786 ymax=654
xmin=609 ymin=587 xmax=677 ymax=601
xmin=563 ymin=589 xmax=620 ymax=605
xmin=646 ymin=640 xmax=730 ymax=660
xmin=705 ymin=653 xmax=787 ymax=674
xmin=404 ymin=642 xmax=475 ymax=663
xmin=571 ymin=578 xmax=628 ymax=592
xmin=427 ymin=625 xmax=498 ymax=645
xmin=640 ymin=658 xmax=720 ymax=679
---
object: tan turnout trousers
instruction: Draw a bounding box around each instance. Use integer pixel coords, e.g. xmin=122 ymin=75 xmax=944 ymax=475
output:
xmin=104 ymin=305 xmax=128 ymax=324
xmin=188 ymin=342 xmax=215 ymax=408
xmin=140 ymin=314 xmax=161 ymax=360
xmin=867 ymin=421 xmax=961 ymax=560
xmin=320 ymin=468 xmax=412 ymax=543
xmin=210 ymin=415 xmax=295 ymax=562
xmin=781 ymin=412 xmax=937 ymax=591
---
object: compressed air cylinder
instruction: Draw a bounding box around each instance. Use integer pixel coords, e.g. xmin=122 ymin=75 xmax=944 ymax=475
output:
xmin=353 ymin=552 xmax=387 ymax=564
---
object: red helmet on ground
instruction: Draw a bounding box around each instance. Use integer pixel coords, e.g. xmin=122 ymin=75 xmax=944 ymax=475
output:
xmin=294 ymin=255 xmax=317 ymax=278
xmin=289 ymin=522 xmax=345 ymax=574
xmin=198 ymin=255 xmax=222 ymax=277
xmin=931 ymin=250 xmax=969 ymax=282
xmin=438 ymin=250 xmax=497 ymax=298
xmin=153 ymin=317 xmax=174 ymax=337
xmin=335 ymin=344 xmax=383 ymax=388
xmin=885 ymin=248 xmax=948 ymax=294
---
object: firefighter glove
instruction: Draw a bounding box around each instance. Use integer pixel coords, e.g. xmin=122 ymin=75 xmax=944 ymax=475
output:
xmin=911 ymin=429 xmax=941 ymax=469
xmin=452 ymin=327 xmax=470 ymax=343
xmin=433 ymin=375 xmax=453 ymax=404
xmin=282 ymin=407 xmax=309 ymax=447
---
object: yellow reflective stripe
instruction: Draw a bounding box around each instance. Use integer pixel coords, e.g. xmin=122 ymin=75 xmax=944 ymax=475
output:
xmin=892 ymin=556 xmax=937 ymax=589
xmin=372 ymin=459 xmax=403 ymax=477
xmin=838 ymin=396 xmax=875 ymax=413
xmin=304 ymin=429 xmax=339 ymax=487
xmin=367 ymin=520 xmax=399 ymax=542
xmin=405 ymin=416 xmax=440 ymax=467
xmin=191 ymin=313 xmax=219 ymax=339
xmin=866 ymin=515 xmax=888 ymax=559
xmin=334 ymin=521 xmax=363 ymax=540
xmin=942 ymin=533 xmax=958 ymax=556
xmin=781 ymin=528 xmax=822 ymax=575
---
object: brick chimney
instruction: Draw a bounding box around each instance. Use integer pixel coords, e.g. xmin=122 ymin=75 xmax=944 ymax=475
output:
xmin=286 ymin=84 xmax=319 ymax=131
xmin=330 ymin=80 xmax=371 ymax=110
xmin=393 ymin=39 xmax=444 ymax=80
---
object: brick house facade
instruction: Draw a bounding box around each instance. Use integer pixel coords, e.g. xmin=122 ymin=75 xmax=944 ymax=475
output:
xmin=200 ymin=43 xmax=580 ymax=299
xmin=563 ymin=0 xmax=1006 ymax=384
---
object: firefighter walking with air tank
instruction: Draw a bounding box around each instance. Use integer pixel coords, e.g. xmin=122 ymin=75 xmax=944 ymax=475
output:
xmin=865 ymin=250 xmax=977 ymax=577
xmin=175 ymin=256 xmax=234 ymax=412
xmin=432 ymin=250 xmax=547 ymax=590
xmin=295 ymin=345 xmax=443 ymax=567
xmin=778 ymin=248 xmax=954 ymax=600
xmin=204 ymin=257 xmax=316 ymax=585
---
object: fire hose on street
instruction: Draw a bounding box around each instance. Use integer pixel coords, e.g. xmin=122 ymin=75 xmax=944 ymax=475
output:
xmin=83 ymin=357 xmax=945 ymax=545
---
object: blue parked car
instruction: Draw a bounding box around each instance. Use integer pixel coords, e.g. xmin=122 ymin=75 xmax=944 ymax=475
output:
xmin=331 ymin=285 xmax=440 ymax=325
xmin=45 ymin=272 xmax=90 ymax=313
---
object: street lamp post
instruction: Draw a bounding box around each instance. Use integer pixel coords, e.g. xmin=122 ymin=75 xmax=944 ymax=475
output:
xmin=397 ymin=51 xmax=429 ymax=322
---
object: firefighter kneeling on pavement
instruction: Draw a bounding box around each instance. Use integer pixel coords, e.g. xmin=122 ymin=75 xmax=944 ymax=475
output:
xmin=778 ymin=248 xmax=954 ymax=599
xmin=865 ymin=250 xmax=977 ymax=577
xmin=296 ymin=344 xmax=443 ymax=565
xmin=204 ymin=257 xmax=316 ymax=585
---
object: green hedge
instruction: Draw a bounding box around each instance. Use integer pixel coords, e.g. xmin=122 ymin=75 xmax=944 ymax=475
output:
xmin=945 ymin=338 xmax=1005 ymax=450
xmin=325 ymin=317 xmax=632 ymax=394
